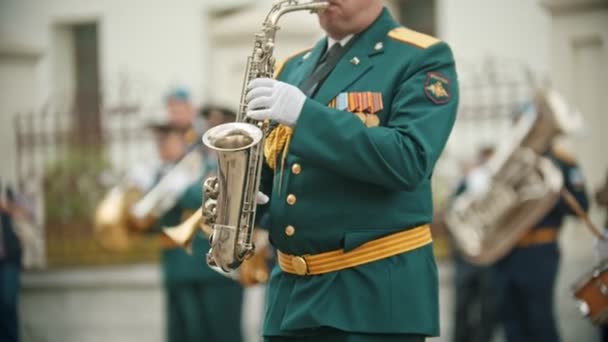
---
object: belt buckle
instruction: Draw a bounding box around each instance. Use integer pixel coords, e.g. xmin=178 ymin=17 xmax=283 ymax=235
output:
xmin=291 ymin=256 xmax=308 ymax=275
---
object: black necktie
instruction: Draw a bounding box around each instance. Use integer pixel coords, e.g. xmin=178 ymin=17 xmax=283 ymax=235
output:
xmin=299 ymin=43 xmax=345 ymax=97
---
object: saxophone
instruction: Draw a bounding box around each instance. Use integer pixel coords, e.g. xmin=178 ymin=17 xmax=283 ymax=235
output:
xmin=202 ymin=0 xmax=329 ymax=272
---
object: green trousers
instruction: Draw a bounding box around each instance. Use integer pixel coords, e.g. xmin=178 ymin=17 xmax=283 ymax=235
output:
xmin=166 ymin=280 xmax=243 ymax=342
xmin=265 ymin=330 xmax=426 ymax=342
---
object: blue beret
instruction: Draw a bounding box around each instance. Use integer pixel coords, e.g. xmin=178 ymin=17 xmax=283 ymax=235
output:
xmin=165 ymin=87 xmax=191 ymax=103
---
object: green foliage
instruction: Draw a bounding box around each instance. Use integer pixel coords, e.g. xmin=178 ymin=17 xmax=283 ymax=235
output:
xmin=43 ymin=146 xmax=110 ymax=226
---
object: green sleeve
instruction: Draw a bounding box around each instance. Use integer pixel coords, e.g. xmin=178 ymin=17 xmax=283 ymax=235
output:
xmin=290 ymin=42 xmax=458 ymax=191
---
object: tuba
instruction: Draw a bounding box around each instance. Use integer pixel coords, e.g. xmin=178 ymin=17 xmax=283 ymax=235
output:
xmin=201 ymin=0 xmax=329 ymax=272
xmin=445 ymin=89 xmax=584 ymax=265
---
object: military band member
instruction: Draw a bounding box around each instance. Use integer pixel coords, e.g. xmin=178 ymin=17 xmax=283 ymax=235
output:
xmin=165 ymin=87 xmax=200 ymax=145
xmin=246 ymin=0 xmax=459 ymax=340
xmin=150 ymin=108 xmax=243 ymax=342
xmin=0 ymin=182 xmax=22 ymax=342
xmin=494 ymin=145 xmax=589 ymax=342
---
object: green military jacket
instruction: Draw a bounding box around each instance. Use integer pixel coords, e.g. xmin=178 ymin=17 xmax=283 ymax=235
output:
xmin=258 ymin=8 xmax=458 ymax=337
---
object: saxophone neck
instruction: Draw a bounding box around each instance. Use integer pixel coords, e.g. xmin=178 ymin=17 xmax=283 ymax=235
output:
xmin=265 ymin=1 xmax=330 ymax=26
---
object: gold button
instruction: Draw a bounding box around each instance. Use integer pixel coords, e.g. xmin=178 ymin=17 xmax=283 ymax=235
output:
xmin=285 ymin=225 xmax=296 ymax=237
xmin=291 ymin=256 xmax=308 ymax=275
xmin=291 ymin=163 xmax=302 ymax=175
xmin=286 ymin=194 xmax=296 ymax=205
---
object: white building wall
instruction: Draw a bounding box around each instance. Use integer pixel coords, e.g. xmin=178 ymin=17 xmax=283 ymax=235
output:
xmin=546 ymin=7 xmax=608 ymax=190
xmin=438 ymin=0 xmax=551 ymax=73
xmin=0 ymin=49 xmax=41 ymax=184
xmin=0 ymin=0 xmax=209 ymax=110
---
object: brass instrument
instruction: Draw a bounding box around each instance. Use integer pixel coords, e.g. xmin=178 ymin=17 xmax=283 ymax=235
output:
xmin=94 ymin=149 xmax=204 ymax=251
xmin=94 ymin=184 xmax=143 ymax=251
xmin=201 ymin=0 xmax=329 ymax=272
xmin=163 ymin=208 xmax=211 ymax=251
xmin=164 ymin=207 xmax=271 ymax=285
xmin=445 ymin=89 xmax=585 ymax=265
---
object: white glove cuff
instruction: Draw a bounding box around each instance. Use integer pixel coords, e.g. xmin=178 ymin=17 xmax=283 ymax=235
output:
xmin=280 ymin=95 xmax=305 ymax=127
xmin=274 ymin=82 xmax=306 ymax=127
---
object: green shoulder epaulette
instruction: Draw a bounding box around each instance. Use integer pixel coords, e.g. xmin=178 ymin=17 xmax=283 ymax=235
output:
xmin=388 ymin=27 xmax=440 ymax=49
xmin=551 ymin=145 xmax=577 ymax=166
xmin=274 ymin=47 xmax=312 ymax=78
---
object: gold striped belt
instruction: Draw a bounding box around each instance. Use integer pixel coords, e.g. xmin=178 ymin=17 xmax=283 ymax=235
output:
xmin=278 ymin=224 xmax=432 ymax=276
xmin=517 ymin=227 xmax=558 ymax=247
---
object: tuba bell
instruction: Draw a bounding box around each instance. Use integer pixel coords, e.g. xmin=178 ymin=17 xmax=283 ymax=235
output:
xmin=445 ymin=89 xmax=584 ymax=265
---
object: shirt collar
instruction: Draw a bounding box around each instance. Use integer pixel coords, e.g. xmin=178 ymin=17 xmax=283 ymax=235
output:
xmin=327 ymin=34 xmax=354 ymax=50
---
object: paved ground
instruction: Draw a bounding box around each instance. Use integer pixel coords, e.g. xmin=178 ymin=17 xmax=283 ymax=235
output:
xmin=20 ymin=222 xmax=602 ymax=342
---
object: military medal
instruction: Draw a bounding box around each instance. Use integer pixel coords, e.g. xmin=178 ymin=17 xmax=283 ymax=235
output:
xmin=336 ymin=93 xmax=349 ymax=111
xmin=329 ymin=97 xmax=336 ymax=108
xmin=365 ymin=113 xmax=380 ymax=127
xmin=347 ymin=93 xmax=357 ymax=112
xmin=362 ymin=92 xmax=382 ymax=127
xmin=353 ymin=92 xmax=367 ymax=125
xmin=330 ymin=92 xmax=384 ymax=127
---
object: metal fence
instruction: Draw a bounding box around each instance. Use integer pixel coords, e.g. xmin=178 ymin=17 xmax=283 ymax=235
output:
xmin=434 ymin=56 xmax=538 ymax=196
xmin=14 ymin=103 xmax=161 ymax=267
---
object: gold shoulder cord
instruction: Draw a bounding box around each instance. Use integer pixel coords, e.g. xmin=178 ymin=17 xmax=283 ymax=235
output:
xmin=264 ymin=124 xmax=293 ymax=192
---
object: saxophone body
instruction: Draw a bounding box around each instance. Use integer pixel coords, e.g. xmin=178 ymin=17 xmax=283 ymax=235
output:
xmin=202 ymin=0 xmax=329 ymax=272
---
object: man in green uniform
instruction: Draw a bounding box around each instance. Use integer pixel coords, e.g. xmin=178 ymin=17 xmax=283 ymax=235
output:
xmin=245 ymin=1 xmax=458 ymax=341
xmin=150 ymin=109 xmax=243 ymax=342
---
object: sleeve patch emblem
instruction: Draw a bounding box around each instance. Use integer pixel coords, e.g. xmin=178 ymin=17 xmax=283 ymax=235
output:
xmin=425 ymin=72 xmax=451 ymax=105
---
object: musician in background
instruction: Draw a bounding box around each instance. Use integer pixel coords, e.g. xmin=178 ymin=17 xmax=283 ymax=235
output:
xmin=165 ymin=87 xmax=200 ymax=145
xmin=0 ymin=181 xmax=23 ymax=342
xmin=494 ymin=144 xmax=589 ymax=342
xmin=451 ymin=146 xmax=499 ymax=342
xmin=149 ymin=111 xmax=243 ymax=342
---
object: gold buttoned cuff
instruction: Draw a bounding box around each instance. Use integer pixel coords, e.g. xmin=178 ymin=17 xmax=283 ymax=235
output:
xmin=278 ymin=224 xmax=432 ymax=276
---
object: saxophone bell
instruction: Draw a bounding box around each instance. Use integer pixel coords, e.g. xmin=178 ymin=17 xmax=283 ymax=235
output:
xmin=203 ymin=122 xmax=263 ymax=271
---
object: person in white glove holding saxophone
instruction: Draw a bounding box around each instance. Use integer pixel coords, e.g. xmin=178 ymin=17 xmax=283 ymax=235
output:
xmin=245 ymin=0 xmax=459 ymax=341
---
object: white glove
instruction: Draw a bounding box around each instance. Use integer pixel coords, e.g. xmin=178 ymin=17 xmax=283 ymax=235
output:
xmin=246 ymin=78 xmax=306 ymax=127
xmin=594 ymin=230 xmax=608 ymax=261
xmin=256 ymin=191 xmax=269 ymax=205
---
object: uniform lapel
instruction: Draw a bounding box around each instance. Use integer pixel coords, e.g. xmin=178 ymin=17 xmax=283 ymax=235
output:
xmin=312 ymin=8 xmax=398 ymax=106
xmin=290 ymin=38 xmax=327 ymax=87
xmin=313 ymin=44 xmax=373 ymax=106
